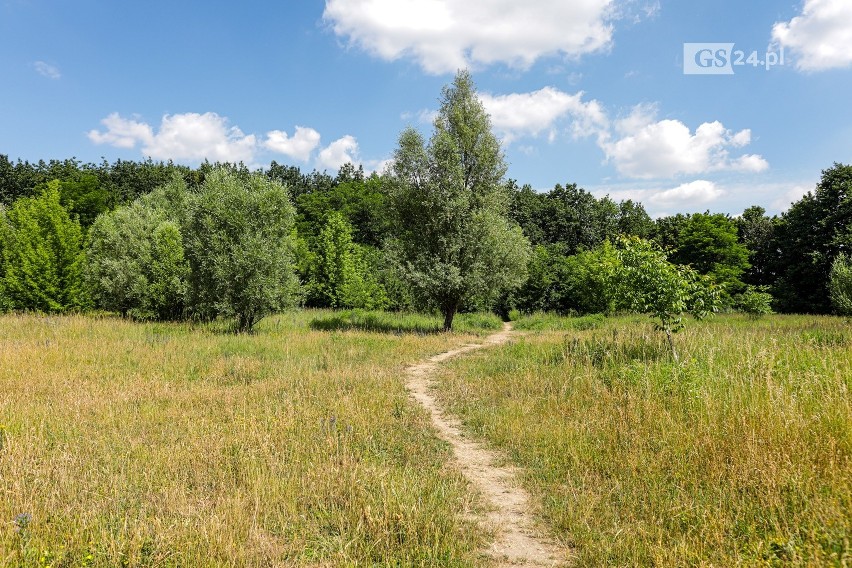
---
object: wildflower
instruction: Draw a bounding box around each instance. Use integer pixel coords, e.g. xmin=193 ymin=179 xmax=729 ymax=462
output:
xmin=14 ymin=512 xmax=31 ymax=533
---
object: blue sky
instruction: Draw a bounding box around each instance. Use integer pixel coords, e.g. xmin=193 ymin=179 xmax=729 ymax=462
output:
xmin=2 ymin=0 xmax=851 ymax=216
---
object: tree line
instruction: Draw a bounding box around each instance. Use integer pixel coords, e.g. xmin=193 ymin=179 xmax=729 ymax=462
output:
xmin=1 ymin=72 xmax=851 ymax=331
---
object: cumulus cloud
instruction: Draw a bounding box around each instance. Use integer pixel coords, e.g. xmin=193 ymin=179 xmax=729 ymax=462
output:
xmin=480 ymin=87 xmax=607 ymax=144
xmin=772 ymin=183 xmax=813 ymax=210
xmin=408 ymin=84 xmax=768 ymax=180
xmin=88 ymin=113 xmax=154 ymax=149
xmin=317 ymin=135 xmax=360 ymax=171
xmin=264 ymin=126 xmax=321 ymax=161
xmin=33 ymin=61 xmax=61 ymax=80
xmin=647 ymin=180 xmax=724 ymax=206
xmin=600 ymin=107 xmax=769 ymax=179
xmin=89 ymin=112 xmax=257 ymax=163
xmin=323 ymin=0 xmax=618 ymax=74
xmin=90 ymin=113 xmax=366 ymax=168
xmin=772 ymin=0 xmax=852 ymax=71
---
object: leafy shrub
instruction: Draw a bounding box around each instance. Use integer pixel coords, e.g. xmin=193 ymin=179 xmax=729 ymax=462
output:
xmin=828 ymin=254 xmax=852 ymax=316
xmin=734 ymin=285 xmax=774 ymax=318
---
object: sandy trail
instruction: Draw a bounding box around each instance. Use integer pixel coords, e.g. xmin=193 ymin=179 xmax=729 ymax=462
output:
xmin=406 ymin=322 xmax=568 ymax=567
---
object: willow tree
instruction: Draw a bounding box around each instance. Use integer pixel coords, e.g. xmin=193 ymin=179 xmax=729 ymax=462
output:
xmin=389 ymin=70 xmax=530 ymax=331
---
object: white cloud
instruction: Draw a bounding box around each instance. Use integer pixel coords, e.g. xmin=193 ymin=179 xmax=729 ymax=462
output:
xmin=88 ymin=113 xmax=154 ymax=149
xmin=264 ymin=126 xmax=321 ymax=161
xmin=648 ymin=180 xmax=724 ymax=206
xmin=480 ymin=87 xmax=607 ymax=144
xmin=601 ymin=108 xmax=769 ymax=179
xmin=90 ymin=113 xmax=363 ymax=167
xmin=772 ymin=183 xmax=812 ymax=210
xmin=400 ymin=108 xmax=439 ymax=124
xmin=33 ymin=61 xmax=61 ymax=80
xmin=323 ymin=0 xmax=618 ymax=74
xmin=317 ymin=135 xmax=360 ymax=171
xmin=406 ymin=85 xmax=767 ymax=180
xmin=772 ymin=0 xmax=852 ymax=71
xmin=89 ymin=112 xmax=257 ymax=163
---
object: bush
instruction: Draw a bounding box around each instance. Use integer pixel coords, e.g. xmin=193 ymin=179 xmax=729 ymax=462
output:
xmin=828 ymin=254 xmax=852 ymax=316
xmin=734 ymin=285 xmax=774 ymax=318
xmin=185 ymin=169 xmax=299 ymax=332
xmin=85 ymin=177 xmax=190 ymax=320
xmin=1 ymin=182 xmax=87 ymax=312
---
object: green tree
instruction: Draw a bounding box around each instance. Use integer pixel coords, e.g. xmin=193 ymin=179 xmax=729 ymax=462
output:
xmin=617 ymin=200 xmax=655 ymax=239
xmin=736 ymin=206 xmax=776 ymax=288
xmin=295 ymin=169 xmax=390 ymax=248
xmin=773 ymin=164 xmax=852 ymax=313
xmin=561 ymin=241 xmax=620 ymax=315
xmin=0 ymin=182 xmax=87 ymax=312
xmin=828 ymin=254 xmax=852 ymax=315
xmin=615 ymin=236 xmax=719 ymax=361
xmin=57 ymin=173 xmax=113 ymax=229
xmin=148 ymin=221 xmax=190 ymax=320
xmin=85 ymin=177 xmax=190 ymax=319
xmin=667 ymin=212 xmax=750 ymax=303
xmin=308 ymin=212 xmax=387 ymax=309
xmin=185 ymin=169 xmax=298 ymax=332
xmin=389 ymin=71 xmax=531 ymax=330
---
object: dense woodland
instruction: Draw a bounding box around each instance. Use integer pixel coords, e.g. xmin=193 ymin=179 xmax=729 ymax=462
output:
xmin=1 ymin=74 xmax=851 ymax=329
xmin=1 ymin=151 xmax=851 ymax=320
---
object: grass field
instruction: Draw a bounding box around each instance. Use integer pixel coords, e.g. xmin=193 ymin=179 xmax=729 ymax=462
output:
xmin=0 ymin=310 xmax=501 ymax=567
xmin=438 ymin=313 xmax=852 ymax=566
xmin=3 ymin=310 xmax=851 ymax=566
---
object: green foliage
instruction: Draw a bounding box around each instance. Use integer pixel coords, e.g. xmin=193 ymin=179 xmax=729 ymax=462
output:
xmin=512 ymin=245 xmax=562 ymax=314
xmin=296 ymin=167 xmax=390 ymax=247
xmin=514 ymin=242 xmax=619 ymax=316
xmin=185 ymin=169 xmax=298 ymax=332
xmin=0 ymin=182 xmax=87 ymax=312
xmin=560 ymin=241 xmax=620 ymax=315
xmin=736 ymin=205 xmax=776 ymax=287
xmin=390 ymin=71 xmax=531 ymax=330
xmin=667 ymin=212 xmax=751 ymax=301
xmin=828 ymin=254 xmax=852 ymax=315
xmin=614 ymin=236 xmax=720 ymax=359
xmin=57 ymin=174 xmax=114 ymax=228
xmin=508 ymin=181 xmax=648 ymax=251
xmin=307 ymin=212 xmax=387 ymax=309
xmin=148 ymin=221 xmax=190 ymax=320
xmin=734 ymin=285 xmax=774 ymax=318
xmin=773 ymin=163 xmax=852 ymax=313
xmin=85 ymin=177 xmax=190 ymax=320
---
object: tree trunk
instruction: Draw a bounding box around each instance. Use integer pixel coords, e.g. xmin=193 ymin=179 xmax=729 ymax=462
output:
xmin=665 ymin=328 xmax=679 ymax=363
xmin=442 ymin=305 xmax=457 ymax=332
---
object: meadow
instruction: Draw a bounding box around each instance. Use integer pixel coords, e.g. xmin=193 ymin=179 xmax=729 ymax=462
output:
xmin=0 ymin=310 xmax=500 ymax=567
xmin=439 ymin=313 xmax=852 ymax=566
xmin=1 ymin=310 xmax=850 ymax=567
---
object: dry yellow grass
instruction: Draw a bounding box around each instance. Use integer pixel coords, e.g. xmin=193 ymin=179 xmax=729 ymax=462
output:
xmin=0 ymin=311 xmax=496 ymax=567
xmin=439 ymin=314 xmax=852 ymax=566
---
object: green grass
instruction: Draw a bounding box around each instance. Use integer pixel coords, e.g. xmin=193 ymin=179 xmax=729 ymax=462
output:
xmin=0 ymin=310 xmax=490 ymax=567
xmin=309 ymin=309 xmax=503 ymax=335
xmin=511 ymin=311 xmax=606 ymax=331
xmin=439 ymin=313 xmax=852 ymax=566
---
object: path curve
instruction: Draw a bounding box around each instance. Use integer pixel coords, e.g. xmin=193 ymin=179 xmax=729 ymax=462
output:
xmin=406 ymin=322 xmax=568 ymax=567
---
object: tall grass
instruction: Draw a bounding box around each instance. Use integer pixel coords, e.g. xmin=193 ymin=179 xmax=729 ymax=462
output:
xmin=438 ymin=314 xmax=852 ymax=566
xmin=0 ymin=311 xmax=489 ymax=567
xmin=309 ymin=309 xmax=503 ymax=335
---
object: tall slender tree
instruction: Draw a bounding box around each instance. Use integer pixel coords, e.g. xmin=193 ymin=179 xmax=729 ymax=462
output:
xmin=389 ymin=70 xmax=530 ymax=330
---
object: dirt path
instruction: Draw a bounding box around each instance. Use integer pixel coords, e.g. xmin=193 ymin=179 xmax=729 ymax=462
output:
xmin=406 ymin=323 xmax=569 ymax=567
